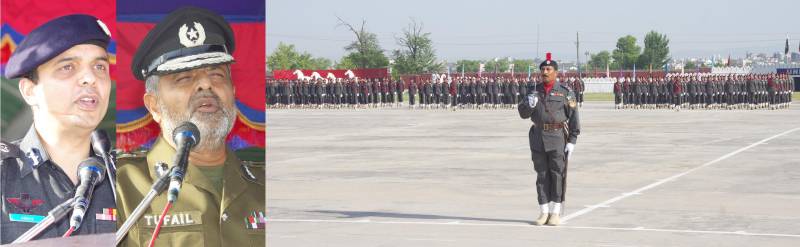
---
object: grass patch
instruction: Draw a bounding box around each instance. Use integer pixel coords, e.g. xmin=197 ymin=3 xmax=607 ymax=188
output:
xmin=583 ymin=93 xmax=614 ymax=101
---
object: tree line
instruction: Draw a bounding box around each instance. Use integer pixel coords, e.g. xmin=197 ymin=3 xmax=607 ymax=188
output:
xmin=269 ymin=18 xmax=672 ymax=75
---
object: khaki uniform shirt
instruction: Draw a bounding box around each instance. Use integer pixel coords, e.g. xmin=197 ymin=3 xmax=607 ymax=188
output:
xmin=116 ymin=137 xmax=265 ymax=246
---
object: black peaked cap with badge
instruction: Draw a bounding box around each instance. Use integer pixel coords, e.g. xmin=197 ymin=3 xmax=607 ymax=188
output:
xmin=131 ymin=6 xmax=236 ymax=81
xmin=539 ymin=52 xmax=558 ymax=71
xmin=4 ymin=14 xmax=111 ymax=79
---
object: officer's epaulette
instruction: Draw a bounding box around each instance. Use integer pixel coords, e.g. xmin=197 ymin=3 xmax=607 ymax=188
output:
xmin=116 ymin=150 xmax=148 ymax=159
xmin=560 ymin=84 xmax=574 ymax=92
xmin=240 ymin=161 xmax=265 ymax=184
xmin=242 ymin=160 xmax=265 ymax=168
xmin=0 ymin=140 xmax=21 ymax=160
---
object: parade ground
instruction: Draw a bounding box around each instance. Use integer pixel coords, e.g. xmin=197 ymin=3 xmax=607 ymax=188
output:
xmin=266 ymin=102 xmax=800 ymax=246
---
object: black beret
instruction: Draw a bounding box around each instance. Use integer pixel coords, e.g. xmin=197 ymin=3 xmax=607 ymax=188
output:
xmin=4 ymin=14 xmax=111 ymax=79
xmin=131 ymin=6 xmax=235 ymax=81
xmin=539 ymin=52 xmax=558 ymax=71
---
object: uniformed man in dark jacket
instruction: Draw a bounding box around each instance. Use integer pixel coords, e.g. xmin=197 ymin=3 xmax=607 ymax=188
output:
xmin=517 ymin=53 xmax=580 ymax=226
xmin=1 ymin=14 xmax=115 ymax=244
xmin=387 ymin=79 xmax=396 ymax=106
xmin=423 ymin=80 xmax=433 ymax=108
xmin=613 ymin=77 xmax=623 ymax=109
xmin=408 ymin=79 xmax=417 ymax=109
xmin=116 ymin=7 xmax=264 ymax=246
xmin=395 ymin=79 xmax=404 ymax=106
xmin=334 ymin=78 xmax=344 ymax=107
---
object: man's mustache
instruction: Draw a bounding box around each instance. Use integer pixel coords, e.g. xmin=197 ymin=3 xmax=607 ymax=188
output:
xmin=188 ymin=91 xmax=224 ymax=116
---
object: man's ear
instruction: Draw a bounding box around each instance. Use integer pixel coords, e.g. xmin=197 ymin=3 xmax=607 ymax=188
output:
xmin=18 ymin=78 xmax=39 ymax=107
xmin=143 ymin=93 xmax=162 ymax=124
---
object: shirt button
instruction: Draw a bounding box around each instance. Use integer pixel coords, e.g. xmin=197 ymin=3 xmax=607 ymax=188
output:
xmin=222 ymin=212 xmax=228 ymax=222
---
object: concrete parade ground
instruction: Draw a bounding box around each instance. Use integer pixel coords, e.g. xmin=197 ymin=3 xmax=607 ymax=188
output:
xmin=266 ymin=101 xmax=799 ymax=246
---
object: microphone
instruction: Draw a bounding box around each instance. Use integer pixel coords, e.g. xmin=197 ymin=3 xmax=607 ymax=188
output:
xmin=70 ymin=156 xmax=106 ymax=231
xmin=91 ymin=130 xmax=117 ymax=200
xmin=167 ymin=122 xmax=200 ymax=203
xmin=91 ymin=130 xmax=111 ymax=157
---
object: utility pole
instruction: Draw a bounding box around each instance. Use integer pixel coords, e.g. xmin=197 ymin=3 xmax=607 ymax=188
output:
xmin=576 ymin=32 xmax=580 ymax=78
xmin=536 ymin=24 xmax=540 ymax=60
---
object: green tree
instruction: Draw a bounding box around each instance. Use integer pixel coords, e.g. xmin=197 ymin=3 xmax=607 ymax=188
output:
xmin=511 ymin=59 xmax=536 ymax=75
xmin=484 ymin=58 xmax=511 ymax=74
xmin=684 ymin=60 xmax=697 ymax=69
xmin=588 ymin=51 xmax=612 ymax=70
xmin=267 ymin=42 xmax=331 ymax=70
xmin=455 ymin=60 xmax=480 ymax=73
xmin=392 ymin=19 xmax=442 ymax=74
xmin=309 ymin=57 xmax=332 ymax=70
xmin=637 ymin=31 xmax=670 ymax=71
xmin=334 ymin=56 xmax=357 ymax=69
xmin=337 ymin=17 xmax=389 ymax=69
xmin=612 ymin=35 xmax=641 ymax=69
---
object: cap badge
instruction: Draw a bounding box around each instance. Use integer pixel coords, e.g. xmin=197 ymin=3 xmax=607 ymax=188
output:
xmin=179 ymin=21 xmax=206 ymax=47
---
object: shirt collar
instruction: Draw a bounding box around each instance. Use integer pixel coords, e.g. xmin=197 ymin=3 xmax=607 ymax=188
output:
xmin=17 ymin=126 xmax=51 ymax=177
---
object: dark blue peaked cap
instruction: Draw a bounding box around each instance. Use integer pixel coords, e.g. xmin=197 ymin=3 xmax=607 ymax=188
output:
xmin=4 ymin=14 xmax=111 ymax=79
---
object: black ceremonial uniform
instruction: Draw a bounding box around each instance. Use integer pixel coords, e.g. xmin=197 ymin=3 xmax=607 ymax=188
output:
xmin=1 ymin=128 xmax=116 ymax=244
xmin=518 ymin=82 xmax=581 ymax=204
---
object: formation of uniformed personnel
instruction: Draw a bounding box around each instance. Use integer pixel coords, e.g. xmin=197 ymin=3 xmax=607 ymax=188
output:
xmin=408 ymin=76 xmax=538 ymax=110
xmin=115 ymin=7 xmax=265 ymax=246
xmin=615 ymin=73 xmax=792 ymax=110
xmin=517 ymin=53 xmax=581 ymax=226
xmin=1 ymin=15 xmax=115 ymax=244
xmin=266 ymin=77 xmax=406 ymax=109
xmin=268 ymin=74 xmax=595 ymax=111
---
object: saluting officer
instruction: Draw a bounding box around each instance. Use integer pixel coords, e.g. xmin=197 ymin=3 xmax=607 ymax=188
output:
xmin=517 ymin=53 xmax=580 ymax=226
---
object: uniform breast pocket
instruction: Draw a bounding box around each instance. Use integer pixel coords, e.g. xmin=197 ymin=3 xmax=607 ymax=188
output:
xmin=546 ymin=96 xmax=566 ymax=109
xmin=138 ymin=224 xmax=205 ymax=247
xmin=248 ymin=229 xmax=265 ymax=246
xmin=93 ymin=219 xmax=117 ymax=234
xmin=546 ymin=95 xmax=565 ymax=103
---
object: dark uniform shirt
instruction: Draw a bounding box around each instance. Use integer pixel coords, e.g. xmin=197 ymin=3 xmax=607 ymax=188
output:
xmin=1 ymin=127 xmax=116 ymax=244
xmin=518 ymin=81 xmax=581 ymax=152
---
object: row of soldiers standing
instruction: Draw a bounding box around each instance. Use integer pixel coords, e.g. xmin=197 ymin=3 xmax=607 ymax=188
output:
xmin=407 ymin=77 xmax=585 ymax=109
xmin=266 ymin=78 xmax=404 ymax=109
xmin=613 ymin=73 xmax=793 ymax=110
xmin=266 ymin=76 xmax=587 ymax=110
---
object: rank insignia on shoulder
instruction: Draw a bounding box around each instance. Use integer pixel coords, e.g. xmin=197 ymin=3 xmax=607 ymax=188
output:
xmin=245 ymin=211 xmax=266 ymax=229
xmin=0 ymin=141 xmax=20 ymax=159
xmin=0 ymin=142 xmax=10 ymax=154
xmin=240 ymin=163 xmax=260 ymax=183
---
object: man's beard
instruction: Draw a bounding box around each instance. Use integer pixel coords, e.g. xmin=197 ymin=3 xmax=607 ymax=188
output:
xmin=158 ymin=90 xmax=235 ymax=152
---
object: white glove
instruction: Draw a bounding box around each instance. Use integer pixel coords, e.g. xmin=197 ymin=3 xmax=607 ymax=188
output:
xmin=565 ymin=143 xmax=575 ymax=159
xmin=527 ymin=94 xmax=538 ymax=108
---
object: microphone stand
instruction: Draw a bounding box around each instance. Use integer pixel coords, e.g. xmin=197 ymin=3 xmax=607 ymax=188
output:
xmin=92 ymin=130 xmax=118 ymax=201
xmin=115 ymin=165 xmax=174 ymax=246
xmin=101 ymin=151 xmax=117 ymax=201
xmin=12 ymin=198 xmax=75 ymax=243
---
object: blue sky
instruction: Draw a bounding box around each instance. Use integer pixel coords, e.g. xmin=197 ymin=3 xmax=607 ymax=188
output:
xmin=268 ymin=0 xmax=799 ymax=62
